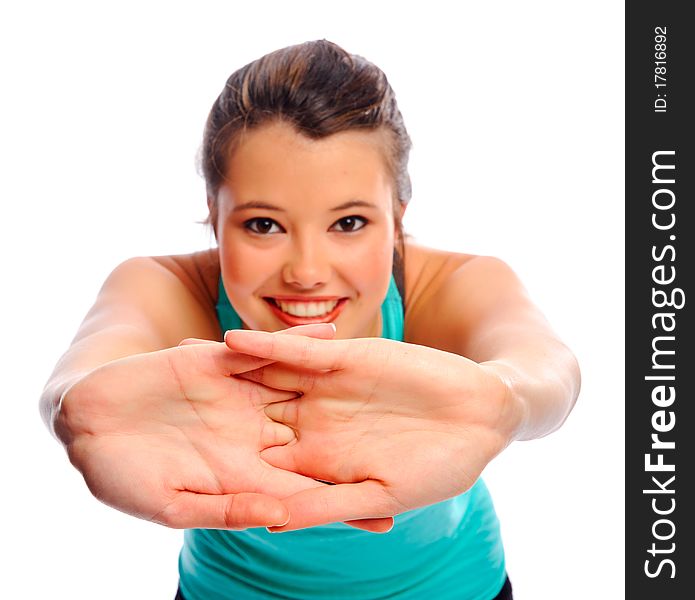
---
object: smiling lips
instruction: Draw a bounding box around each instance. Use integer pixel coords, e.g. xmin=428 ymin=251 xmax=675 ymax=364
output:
xmin=264 ymin=297 xmax=348 ymax=325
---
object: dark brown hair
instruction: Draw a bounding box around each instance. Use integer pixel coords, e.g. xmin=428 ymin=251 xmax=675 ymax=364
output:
xmin=201 ymin=40 xmax=412 ymax=295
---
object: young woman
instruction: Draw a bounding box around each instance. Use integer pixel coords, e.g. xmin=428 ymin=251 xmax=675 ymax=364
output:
xmin=41 ymin=40 xmax=580 ymax=599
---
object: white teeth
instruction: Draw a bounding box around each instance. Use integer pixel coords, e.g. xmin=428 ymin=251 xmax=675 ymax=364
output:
xmin=277 ymin=299 xmax=339 ymax=317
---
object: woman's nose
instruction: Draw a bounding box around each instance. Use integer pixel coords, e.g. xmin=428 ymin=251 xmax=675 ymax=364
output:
xmin=282 ymin=238 xmax=331 ymax=289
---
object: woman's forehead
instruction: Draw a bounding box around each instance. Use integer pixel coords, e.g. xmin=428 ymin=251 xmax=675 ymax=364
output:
xmin=219 ymin=122 xmax=395 ymax=212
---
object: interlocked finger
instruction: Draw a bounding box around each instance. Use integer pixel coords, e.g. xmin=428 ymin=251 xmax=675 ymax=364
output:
xmin=238 ymin=362 xmax=328 ymax=395
xmin=259 ymin=419 xmax=297 ymax=448
xmin=231 ymin=377 xmax=301 ymax=408
xmin=263 ymin=398 xmax=301 ymax=428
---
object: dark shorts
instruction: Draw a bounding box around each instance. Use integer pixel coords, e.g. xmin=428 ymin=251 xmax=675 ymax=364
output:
xmin=175 ymin=574 xmax=513 ymax=599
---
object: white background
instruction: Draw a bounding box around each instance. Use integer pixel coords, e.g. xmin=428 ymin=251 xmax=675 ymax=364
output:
xmin=1 ymin=1 xmax=624 ymax=598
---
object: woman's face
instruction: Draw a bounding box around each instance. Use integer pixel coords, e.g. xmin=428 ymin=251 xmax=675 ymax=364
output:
xmin=214 ymin=121 xmax=400 ymax=339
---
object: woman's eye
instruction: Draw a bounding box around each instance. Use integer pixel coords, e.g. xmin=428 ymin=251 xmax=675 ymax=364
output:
xmin=244 ymin=218 xmax=284 ymax=235
xmin=331 ymin=216 xmax=367 ymax=233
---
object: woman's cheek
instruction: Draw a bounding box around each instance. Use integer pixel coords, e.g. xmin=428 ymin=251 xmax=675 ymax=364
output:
xmin=234 ymin=246 xmax=276 ymax=287
xmin=220 ymin=241 xmax=255 ymax=291
xmin=346 ymin=233 xmax=393 ymax=294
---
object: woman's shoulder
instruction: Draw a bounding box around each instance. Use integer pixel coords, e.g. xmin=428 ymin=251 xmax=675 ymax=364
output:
xmin=148 ymin=248 xmax=220 ymax=308
xmin=403 ymin=241 xmax=520 ymax=347
xmin=403 ymin=240 xmax=477 ymax=314
xmin=97 ymin=249 xmax=222 ymax=344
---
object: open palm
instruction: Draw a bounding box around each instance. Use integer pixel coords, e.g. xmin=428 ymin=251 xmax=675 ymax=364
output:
xmin=58 ymin=341 xmax=316 ymax=529
xmin=226 ymin=328 xmax=516 ymax=531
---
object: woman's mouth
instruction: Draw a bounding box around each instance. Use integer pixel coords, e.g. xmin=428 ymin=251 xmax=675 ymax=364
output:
xmin=263 ymin=297 xmax=348 ymax=325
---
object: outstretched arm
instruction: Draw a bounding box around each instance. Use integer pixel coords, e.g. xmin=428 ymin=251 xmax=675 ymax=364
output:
xmin=41 ymin=255 xmax=392 ymax=532
xmin=40 ymin=255 xmax=222 ymax=438
xmin=224 ymin=255 xmax=581 ymax=529
xmin=405 ymin=255 xmax=581 ymax=441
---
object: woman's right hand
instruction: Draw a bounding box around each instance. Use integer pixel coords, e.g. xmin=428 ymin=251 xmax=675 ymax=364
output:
xmin=55 ymin=325 xmax=338 ymax=530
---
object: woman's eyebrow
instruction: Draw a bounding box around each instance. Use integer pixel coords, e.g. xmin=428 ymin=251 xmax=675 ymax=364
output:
xmin=330 ymin=200 xmax=377 ymax=211
xmin=232 ymin=201 xmax=284 ymax=212
xmin=232 ymin=199 xmax=377 ymax=213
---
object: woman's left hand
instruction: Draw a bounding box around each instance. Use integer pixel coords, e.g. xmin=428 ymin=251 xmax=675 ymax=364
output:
xmin=225 ymin=328 xmax=524 ymax=531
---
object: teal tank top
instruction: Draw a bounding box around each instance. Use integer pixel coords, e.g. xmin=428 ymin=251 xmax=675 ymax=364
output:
xmin=178 ymin=275 xmax=507 ymax=599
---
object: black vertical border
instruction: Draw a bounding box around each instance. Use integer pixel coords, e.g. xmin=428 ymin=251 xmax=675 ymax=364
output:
xmin=626 ymin=2 xmax=694 ymax=598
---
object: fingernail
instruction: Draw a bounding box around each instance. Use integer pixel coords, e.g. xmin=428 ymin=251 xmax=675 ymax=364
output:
xmin=266 ymin=526 xmax=284 ymax=534
xmin=269 ymin=514 xmax=290 ymax=529
xmin=327 ymin=323 xmax=336 ymax=332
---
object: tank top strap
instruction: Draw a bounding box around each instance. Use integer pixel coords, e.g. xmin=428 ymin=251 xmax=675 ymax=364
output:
xmin=380 ymin=274 xmax=404 ymax=341
xmin=216 ymin=274 xmax=404 ymax=341
xmin=216 ymin=278 xmax=242 ymax=332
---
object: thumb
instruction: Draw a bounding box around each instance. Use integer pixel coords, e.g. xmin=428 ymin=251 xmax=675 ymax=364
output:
xmin=152 ymin=491 xmax=290 ymax=530
xmin=342 ymin=517 xmax=395 ymax=533
xmin=267 ymin=481 xmax=396 ymax=532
